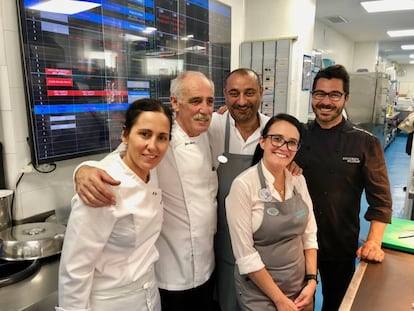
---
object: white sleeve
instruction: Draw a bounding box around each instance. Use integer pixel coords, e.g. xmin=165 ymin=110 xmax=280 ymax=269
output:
xmin=58 ymin=195 xmax=116 ymax=310
xmin=226 ymin=177 xmax=265 ymax=275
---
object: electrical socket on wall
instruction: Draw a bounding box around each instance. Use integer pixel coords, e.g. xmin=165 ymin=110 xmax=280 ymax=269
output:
xmin=21 ymin=164 xmax=33 ymax=173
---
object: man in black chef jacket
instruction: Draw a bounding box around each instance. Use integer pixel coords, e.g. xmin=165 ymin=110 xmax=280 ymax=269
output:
xmin=294 ymin=64 xmax=392 ymax=311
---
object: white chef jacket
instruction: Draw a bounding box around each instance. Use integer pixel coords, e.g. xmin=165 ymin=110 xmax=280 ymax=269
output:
xmin=226 ymin=162 xmax=318 ymax=275
xmin=155 ymin=122 xmax=218 ymax=290
xmin=75 ymin=121 xmax=218 ymax=291
xmin=208 ymin=111 xmax=270 ymax=168
xmin=59 ymin=154 xmax=163 ymax=310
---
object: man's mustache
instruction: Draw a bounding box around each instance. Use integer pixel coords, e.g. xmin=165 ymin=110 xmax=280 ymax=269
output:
xmin=193 ymin=113 xmax=211 ymax=121
xmin=315 ymin=103 xmax=335 ymax=110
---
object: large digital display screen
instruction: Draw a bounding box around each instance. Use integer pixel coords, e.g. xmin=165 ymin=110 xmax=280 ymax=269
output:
xmin=18 ymin=0 xmax=231 ymax=165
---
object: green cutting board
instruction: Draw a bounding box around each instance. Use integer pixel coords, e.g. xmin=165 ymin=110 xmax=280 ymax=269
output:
xmin=382 ymin=217 xmax=414 ymax=254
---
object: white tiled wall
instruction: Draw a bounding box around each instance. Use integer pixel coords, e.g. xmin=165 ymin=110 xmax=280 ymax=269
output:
xmin=13 ymin=158 xmax=102 ymax=220
xmin=1 ymin=0 xmax=28 ymax=190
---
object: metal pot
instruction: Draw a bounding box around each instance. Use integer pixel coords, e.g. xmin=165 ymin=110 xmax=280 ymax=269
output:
xmin=0 ymin=190 xmax=13 ymax=232
xmin=0 ymin=222 xmax=65 ymax=261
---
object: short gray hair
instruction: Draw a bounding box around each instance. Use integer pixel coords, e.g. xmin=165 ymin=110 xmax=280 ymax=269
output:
xmin=170 ymin=71 xmax=215 ymax=101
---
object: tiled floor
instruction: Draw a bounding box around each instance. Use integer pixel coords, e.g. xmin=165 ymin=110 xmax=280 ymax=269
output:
xmin=383 ymin=132 xmax=411 ymax=218
xmin=314 ymin=132 xmax=411 ymax=311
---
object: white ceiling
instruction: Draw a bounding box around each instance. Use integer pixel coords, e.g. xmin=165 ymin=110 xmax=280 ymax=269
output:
xmin=315 ymin=0 xmax=414 ymax=65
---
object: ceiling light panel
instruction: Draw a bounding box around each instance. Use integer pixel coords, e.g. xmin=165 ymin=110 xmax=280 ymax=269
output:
xmin=387 ymin=29 xmax=414 ymax=37
xmin=361 ymin=0 xmax=414 ymax=13
xmin=401 ymin=45 xmax=414 ymax=50
xmin=29 ymin=0 xmax=101 ymax=15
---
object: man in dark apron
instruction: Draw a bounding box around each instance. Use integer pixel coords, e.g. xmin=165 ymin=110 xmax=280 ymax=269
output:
xmin=209 ymin=68 xmax=268 ymax=311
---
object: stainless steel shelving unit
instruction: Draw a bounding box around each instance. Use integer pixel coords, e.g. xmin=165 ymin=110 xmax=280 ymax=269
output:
xmin=346 ymin=72 xmax=394 ymax=149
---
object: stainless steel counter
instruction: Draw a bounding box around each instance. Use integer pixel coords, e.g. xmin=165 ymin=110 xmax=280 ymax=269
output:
xmin=340 ymin=248 xmax=414 ymax=310
xmin=0 ymin=256 xmax=59 ymax=310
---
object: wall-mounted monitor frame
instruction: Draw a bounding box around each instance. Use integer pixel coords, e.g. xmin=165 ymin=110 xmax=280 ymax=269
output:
xmin=17 ymin=0 xmax=231 ymax=165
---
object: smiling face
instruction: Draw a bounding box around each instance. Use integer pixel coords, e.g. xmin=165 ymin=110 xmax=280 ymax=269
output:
xmin=260 ymin=120 xmax=300 ymax=172
xmin=224 ymin=71 xmax=263 ymax=124
xmin=122 ymin=111 xmax=171 ymax=182
xmin=170 ymin=72 xmax=214 ymax=137
xmin=311 ymin=77 xmax=349 ymax=129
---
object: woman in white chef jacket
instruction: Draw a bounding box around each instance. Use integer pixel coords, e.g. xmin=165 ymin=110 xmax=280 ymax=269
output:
xmin=226 ymin=113 xmax=318 ymax=311
xmin=56 ymin=98 xmax=173 ymax=311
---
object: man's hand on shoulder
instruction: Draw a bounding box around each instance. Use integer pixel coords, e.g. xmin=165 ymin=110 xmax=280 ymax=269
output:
xmin=216 ymin=105 xmax=228 ymax=115
xmin=287 ymin=161 xmax=303 ymax=176
xmin=75 ymin=165 xmax=120 ymax=207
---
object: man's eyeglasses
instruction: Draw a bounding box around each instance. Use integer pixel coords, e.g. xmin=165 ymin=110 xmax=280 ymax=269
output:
xmin=264 ymin=134 xmax=301 ymax=151
xmin=311 ymin=90 xmax=345 ymax=101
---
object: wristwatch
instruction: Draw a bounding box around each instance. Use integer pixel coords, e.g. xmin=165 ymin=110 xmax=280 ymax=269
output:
xmin=304 ymin=274 xmax=318 ymax=284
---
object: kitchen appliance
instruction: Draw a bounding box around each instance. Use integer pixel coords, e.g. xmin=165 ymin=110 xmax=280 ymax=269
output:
xmin=0 ymin=259 xmax=40 ymax=288
xmin=346 ymin=72 xmax=395 ymax=149
xmin=0 ymin=221 xmax=65 ymax=303
xmin=0 ymin=189 xmax=13 ymax=232
xmin=0 ymin=219 xmax=65 ymax=309
xmin=0 ymin=255 xmax=60 ymax=310
xmin=0 ymin=222 xmax=65 ymax=261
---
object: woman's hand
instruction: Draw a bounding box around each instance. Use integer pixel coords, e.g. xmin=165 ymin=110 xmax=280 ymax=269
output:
xmin=247 ymin=268 xmax=299 ymax=311
xmin=293 ymin=280 xmax=317 ymax=310
xmin=274 ymin=296 xmax=300 ymax=311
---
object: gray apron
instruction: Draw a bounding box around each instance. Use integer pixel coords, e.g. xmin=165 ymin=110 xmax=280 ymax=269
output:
xmin=215 ymin=114 xmax=253 ymax=311
xmin=235 ymin=162 xmax=311 ymax=311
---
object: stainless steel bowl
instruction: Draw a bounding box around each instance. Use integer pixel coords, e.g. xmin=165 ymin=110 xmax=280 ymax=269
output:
xmin=0 ymin=222 xmax=65 ymax=261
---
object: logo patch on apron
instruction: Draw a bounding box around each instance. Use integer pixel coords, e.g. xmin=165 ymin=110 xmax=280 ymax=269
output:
xmin=266 ymin=207 xmax=279 ymax=216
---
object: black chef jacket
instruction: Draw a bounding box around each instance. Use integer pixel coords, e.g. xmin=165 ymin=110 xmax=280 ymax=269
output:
xmin=294 ymin=118 xmax=392 ymax=260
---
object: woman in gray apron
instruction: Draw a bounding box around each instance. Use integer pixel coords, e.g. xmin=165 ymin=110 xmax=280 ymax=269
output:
xmin=226 ymin=114 xmax=318 ymax=311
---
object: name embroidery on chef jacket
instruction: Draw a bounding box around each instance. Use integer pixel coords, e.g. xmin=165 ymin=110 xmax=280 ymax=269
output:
xmin=342 ymin=157 xmax=360 ymax=164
